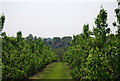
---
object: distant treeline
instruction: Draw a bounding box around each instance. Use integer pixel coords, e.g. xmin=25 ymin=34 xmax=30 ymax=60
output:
xmin=26 ymin=34 xmax=72 ymax=49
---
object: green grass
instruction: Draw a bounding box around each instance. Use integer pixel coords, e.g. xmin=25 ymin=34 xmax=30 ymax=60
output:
xmin=30 ymin=62 xmax=71 ymax=79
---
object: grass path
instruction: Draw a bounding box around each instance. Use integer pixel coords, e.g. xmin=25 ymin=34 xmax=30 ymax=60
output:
xmin=29 ymin=62 xmax=71 ymax=79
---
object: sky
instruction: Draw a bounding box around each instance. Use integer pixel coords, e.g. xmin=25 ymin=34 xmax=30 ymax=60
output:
xmin=0 ymin=0 xmax=118 ymax=38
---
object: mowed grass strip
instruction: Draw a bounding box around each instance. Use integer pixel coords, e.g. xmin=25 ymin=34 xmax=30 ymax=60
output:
xmin=41 ymin=62 xmax=71 ymax=79
xmin=30 ymin=62 xmax=71 ymax=79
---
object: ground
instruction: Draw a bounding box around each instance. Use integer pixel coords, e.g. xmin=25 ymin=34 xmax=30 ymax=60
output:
xmin=29 ymin=62 xmax=71 ymax=79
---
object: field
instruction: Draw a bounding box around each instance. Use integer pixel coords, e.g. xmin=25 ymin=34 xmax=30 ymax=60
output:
xmin=0 ymin=1 xmax=120 ymax=80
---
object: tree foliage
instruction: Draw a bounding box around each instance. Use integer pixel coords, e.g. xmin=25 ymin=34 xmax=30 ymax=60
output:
xmin=2 ymin=31 xmax=58 ymax=80
xmin=0 ymin=14 xmax=5 ymax=32
xmin=64 ymin=7 xmax=120 ymax=80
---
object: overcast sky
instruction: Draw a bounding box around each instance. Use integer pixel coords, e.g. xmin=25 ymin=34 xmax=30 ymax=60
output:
xmin=0 ymin=0 xmax=118 ymax=38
